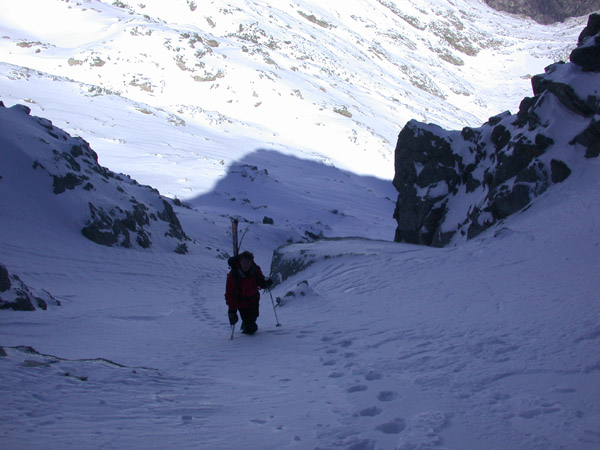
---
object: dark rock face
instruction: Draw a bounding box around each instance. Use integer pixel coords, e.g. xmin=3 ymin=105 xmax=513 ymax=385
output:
xmin=0 ymin=264 xmax=11 ymax=292
xmin=0 ymin=264 xmax=59 ymax=311
xmin=571 ymin=13 xmax=600 ymax=71
xmin=392 ymin=15 xmax=600 ymax=246
xmin=484 ymin=0 xmax=600 ymax=24
xmin=571 ymin=118 xmax=600 ymax=157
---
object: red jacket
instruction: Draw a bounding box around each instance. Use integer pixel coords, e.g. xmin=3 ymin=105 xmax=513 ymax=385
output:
xmin=225 ymin=263 xmax=267 ymax=311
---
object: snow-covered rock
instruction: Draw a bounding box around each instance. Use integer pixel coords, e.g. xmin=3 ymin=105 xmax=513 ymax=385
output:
xmin=392 ymin=14 xmax=600 ymax=246
xmin=0 ymin=263 xmax=59 ymax=311
xmin=570 ymin=12 xmax=600 ymax=71
xmin=0 ymin=102 xmax=189 ymax=253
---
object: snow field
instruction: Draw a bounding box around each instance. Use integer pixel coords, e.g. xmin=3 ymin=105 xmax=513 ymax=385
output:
xmin=1 ymin=154 xmax=599 ymax=449
xmin=0 ymin=1 xmax=599 ymax=449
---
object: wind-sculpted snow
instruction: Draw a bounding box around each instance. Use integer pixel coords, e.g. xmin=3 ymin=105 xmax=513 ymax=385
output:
xmin=265 ymin=170 xmax=600 ymax=448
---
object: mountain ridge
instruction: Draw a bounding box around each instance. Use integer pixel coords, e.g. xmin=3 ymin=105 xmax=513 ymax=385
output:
xmin=0 ymin=0 xmax=584 ymax=197
xmin=484 ymin=0 xmax=600 ymax=24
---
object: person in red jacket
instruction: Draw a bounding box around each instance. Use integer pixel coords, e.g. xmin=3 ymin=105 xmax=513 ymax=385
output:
xmin=225 ymin=251 xmax=272 ymax=335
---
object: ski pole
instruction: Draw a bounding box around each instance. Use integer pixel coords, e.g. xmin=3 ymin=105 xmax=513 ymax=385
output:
xmin=268 ymin=289 xmax=281 ymax=327
xmin=230 ymin=324 xmax=235 ymax=340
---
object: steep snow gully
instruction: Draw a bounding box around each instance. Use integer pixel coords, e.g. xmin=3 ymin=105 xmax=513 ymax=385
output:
xmin=1 ymin=1 xmax=599 ymax=450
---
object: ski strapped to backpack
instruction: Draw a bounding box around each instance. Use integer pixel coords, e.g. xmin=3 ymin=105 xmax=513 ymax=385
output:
xmin=230 ymin=218 xmax=239 ymax=339
xmin=231 ymin=218 xmax=239 ymax=257
xmin=231 ymin=217 xmax=249 ymax=257
xmin=228 ymin=218 xmax=254 ymax=338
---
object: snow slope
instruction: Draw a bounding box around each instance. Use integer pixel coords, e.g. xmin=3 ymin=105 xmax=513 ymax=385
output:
xmin=0 ymin=106 xmax=599 ymax=448
xmin=0 ymin=0 xmax=585 ymax=198
xmin=1 ymin=1 xmax=599 ymax=449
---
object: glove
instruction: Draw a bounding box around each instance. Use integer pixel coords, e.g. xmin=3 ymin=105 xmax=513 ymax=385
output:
xmin=264 ymin=278 xmax=273 ymax=288
xmin=228 ymin=310 xmax=238 ymax=325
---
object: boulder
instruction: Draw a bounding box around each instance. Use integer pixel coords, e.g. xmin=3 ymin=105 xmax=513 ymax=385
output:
xmin=571 ymin=118 xmax=600 ymax=158
xmin=570 ymin=13 xmax=600 ymax=72
xmin=0 ymin=264 xmax=59 ymax=311
xmin=0 ymin=264 xmax=10 ymax=292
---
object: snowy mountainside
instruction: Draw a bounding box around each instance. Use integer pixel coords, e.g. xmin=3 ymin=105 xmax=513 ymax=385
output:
xmin=0 ymin=98 xmax=397 ymax=312
xmin=0 ymin=1 xmax=599 ymax=449
xmin=391 ymin=14 xmax=600 ymax=247
xmin=1 ymin=126 xmax=598 ymax=448
xmin=0 ymin=0 xmax=586 ymax=198
xmin=0 ymin=102 xmax=189 ymax=256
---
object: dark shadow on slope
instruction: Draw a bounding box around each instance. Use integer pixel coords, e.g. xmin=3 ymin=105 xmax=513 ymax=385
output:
xmin=186 ymin=148 xmax=397 ymax=242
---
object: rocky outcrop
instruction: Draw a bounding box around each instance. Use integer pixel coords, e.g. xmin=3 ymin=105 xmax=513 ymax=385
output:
xmin=484 ymin=0 xmax=600 ymax=24
xmin=570 ymin=12 xmax=600 ymax=71
xmin=393 ymin=14 xmax=600 ymax=246
xmin=0 ymin=263 xmax=60 ymax=311
xmin=0 ymin=103 xmax=190 ymax=253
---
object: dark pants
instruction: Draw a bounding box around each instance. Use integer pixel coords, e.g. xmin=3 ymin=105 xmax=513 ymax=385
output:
xmin=239 ymin=304 xmax=259 ymax=334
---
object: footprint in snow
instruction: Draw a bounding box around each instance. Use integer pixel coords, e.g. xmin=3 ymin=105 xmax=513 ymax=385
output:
xmin=347 ymin=384 xmax=368 ymax=393
xmin=357 ymin=406 xmax=382 ymax=417
xmin=320 ymin=332 xmax=343 ymax=343
xmin=377 ymin=390 xmax=397 ymax=402
xmin=346 ymin=438 xmax=376 ymax=450
xmin=551 ymin=386 xmax=576 ymax=394
xmin=338 ymin=339 xmax=353 ymax=348
xmin=364 ymin=371 xmax=382 ymax=381
xmin=250 ymin=419 xmax=267 ymax=425
xmin=296 ymin=330 xmax=313 ymax=339
xmin=376 ymin=417 xmax=406 ymax=434
xmin=518 ymin=400 xmax=562 ymax=419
